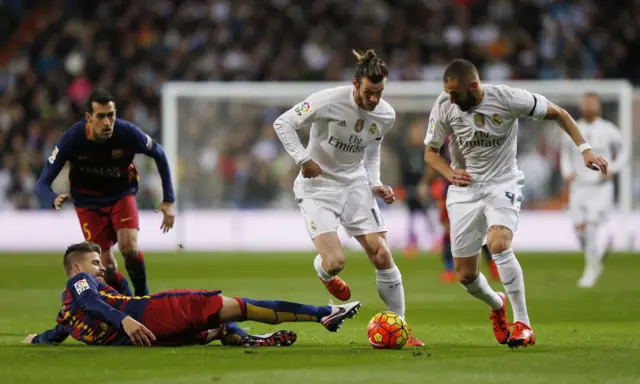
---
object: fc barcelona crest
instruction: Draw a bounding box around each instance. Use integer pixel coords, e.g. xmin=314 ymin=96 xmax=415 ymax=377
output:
xmin=368 ymin=123 xmax=377 ymax=135
xmin=112 ymin=149 xmax=123 ymax=158
xmin=354 ymin=119 xmax=364 ymax=133
xmin=473 ymin=114 xmax=485 ymax=128
xmin=492 ymin=113 xmax=503 ymax=126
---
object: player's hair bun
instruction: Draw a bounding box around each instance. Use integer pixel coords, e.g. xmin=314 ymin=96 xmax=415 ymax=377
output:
xmin=353 ymin=49 xmax=377 ymax=64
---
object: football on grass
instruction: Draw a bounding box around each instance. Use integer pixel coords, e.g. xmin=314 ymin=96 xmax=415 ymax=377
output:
xmin=367 ymin=311 xmax=409 ymax=349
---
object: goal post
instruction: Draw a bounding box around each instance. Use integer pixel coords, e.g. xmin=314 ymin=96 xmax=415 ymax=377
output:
xmin=162 ymin=79 xmax=633 ymax=214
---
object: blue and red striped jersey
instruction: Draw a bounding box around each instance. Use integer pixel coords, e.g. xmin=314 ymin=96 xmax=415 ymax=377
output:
xmin=33 ymin=273 xmax=149 ymax=346
xmin=36 ymin=119 xmax=175 ymax=209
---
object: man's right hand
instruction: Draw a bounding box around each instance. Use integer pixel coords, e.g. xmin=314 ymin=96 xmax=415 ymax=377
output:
xmin=301 ymin=159 xmax=322 ymax=179
xmin=449 ymin=170 xmax=472 ymax=187
xmin=122 ymin=316 xmax=156 ymax=347
xmin=53 ymin=194 xmax=70 ymax=210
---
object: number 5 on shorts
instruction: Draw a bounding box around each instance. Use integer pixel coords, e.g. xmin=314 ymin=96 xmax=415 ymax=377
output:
xmin=505 ymin=191 xmax=523 ymax=205
xmin=82 ymin=222 xmax=92 ymax=241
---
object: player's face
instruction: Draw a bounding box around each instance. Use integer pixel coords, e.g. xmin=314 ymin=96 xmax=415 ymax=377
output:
xmin=74 ymin=252 xmax=106 ymax=281
xmin=353 ymin=77 xmax=385 ymax=111
xmin=580 ymin=95 xmax=601 ymax=120
xmin=86 ymin=102 xmax=116 ymax=140
xmin=444 ymin=78 xmax=477 ymax=112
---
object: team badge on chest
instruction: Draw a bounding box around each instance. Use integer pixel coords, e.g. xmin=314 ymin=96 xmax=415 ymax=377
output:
xmin=368 ymin=123 xmax=377 ymax=135
xmin=354 ymin=119 xmax=364 ymax=133
xmin=492 ymin=113 xmax=503 ymax=126
xmin=473 ymin=114 xmax=485 ymax=128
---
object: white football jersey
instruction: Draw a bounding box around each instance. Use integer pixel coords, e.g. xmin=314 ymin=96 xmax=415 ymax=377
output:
xmin=560 ymin=117 xmax=627 ymax=184
xmin=273 ymin=85 xmax=396 ymax=190
xmin=424 ymin=84 xmax=549 ymax=184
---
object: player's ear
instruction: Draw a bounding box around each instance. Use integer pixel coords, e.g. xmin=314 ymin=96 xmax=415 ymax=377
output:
xmin=352 ymin=77 xmax=359 ymax=88
xmin=469 ymin=81 xmax=479 ymax=91
xmin=85 ymin=112 xmax=91 ymax=122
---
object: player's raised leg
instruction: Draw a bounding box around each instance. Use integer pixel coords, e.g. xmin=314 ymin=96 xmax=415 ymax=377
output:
xmin=487 ymin=222 xmax=535 ymax=348
xmin=448 ymin=197 xmax=509 ymax=344
xmin=74 ymin=206 xmax=132 ymax=296
xmin=112 ymin=194 xmax=148 ymax=296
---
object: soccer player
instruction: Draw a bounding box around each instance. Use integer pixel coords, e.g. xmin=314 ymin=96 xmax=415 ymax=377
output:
xmin=560 ymin=93 xmax=628 ymax=288
xmin=25 ymin=242 xmax=360 ymax=347
xmin=273 ymin=49 xmax=424 ymax=347
xmin=424 ymin=59 xmax=608 ymax=348
xmin=35 ymin=89 xmax=175 ymax=298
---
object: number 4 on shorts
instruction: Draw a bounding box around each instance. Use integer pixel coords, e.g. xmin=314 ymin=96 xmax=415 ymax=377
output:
xmin=505 ymin=191 xmax=523 ymax=205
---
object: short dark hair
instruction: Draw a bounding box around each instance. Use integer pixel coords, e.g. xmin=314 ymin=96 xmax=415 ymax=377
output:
xmin=86 ymin=88 xmax=115 ymax=114
xmin=63 ymin=241 xmax=101 ymax=275
xmin=443 ymin=59 xmax=479 ymax=83
xmin=353 ymin=49 xmax=388 ymax=84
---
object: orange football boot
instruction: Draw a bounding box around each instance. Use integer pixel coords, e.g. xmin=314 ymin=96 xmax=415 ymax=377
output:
xmin=490 ymin=292 xmax=510 ymax=344
xmin=507 ymin=322 xmax=535 ymax=348
xmin=405 ymin=329 xmax=425 ymax=347
xmin=321 ymin=276 xmax=351 ymax=301
xmin=440 ymin=270 xmax=456 ymax=283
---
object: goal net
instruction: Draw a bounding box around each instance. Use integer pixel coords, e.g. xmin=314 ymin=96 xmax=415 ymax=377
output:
xmin=161 ymin=81 xmax=634 ymax=251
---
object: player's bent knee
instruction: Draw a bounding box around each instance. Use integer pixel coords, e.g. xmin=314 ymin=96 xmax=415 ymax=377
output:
xmin=457 ymin=272 xmax=480 ymax=286
xmin=117 ymin=229 xmax=138 ymax=254
xmin=369 ymin=246 xmax=393 ymax=270
xmin=487 ymin=226 xmax=513 ymax=255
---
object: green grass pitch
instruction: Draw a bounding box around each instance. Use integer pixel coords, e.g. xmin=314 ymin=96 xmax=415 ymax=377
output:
xmin=1 ymin=251 xmax=639 ymax=383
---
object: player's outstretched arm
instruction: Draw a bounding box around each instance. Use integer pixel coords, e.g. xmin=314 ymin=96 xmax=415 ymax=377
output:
xmin=273 ymin=90 xmax=333 ymax=178
xmin=25 ymin=323 xmax=70 ymax=345
xmin=35 ymin=136 xmax=71 ymax=209
xmin=544 ymin=103 xmax=608 ymax=175
xmin=424 ymin=147 xmax=471 ymax=187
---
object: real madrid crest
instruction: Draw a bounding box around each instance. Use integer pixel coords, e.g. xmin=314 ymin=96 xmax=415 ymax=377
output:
xmin=354 ymin=119 xmax=364 ymax=133
xmin=368 ymin=123 xmax=377 ymax=135
xmin=473 ymin=114 xmax=485 ymax=128
xmin=491 ymin=113 xmax=503 ymax=126
xmin=310 ymin=221 xmax=317 ymax=232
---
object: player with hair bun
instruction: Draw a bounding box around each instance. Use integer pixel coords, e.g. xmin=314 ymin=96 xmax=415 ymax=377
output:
xmin=273 ymin=49 xmax=424 ymax=347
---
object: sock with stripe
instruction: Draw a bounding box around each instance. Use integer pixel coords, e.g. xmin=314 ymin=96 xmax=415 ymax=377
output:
xmin=236 ymin=298 xmax=332 ymax=323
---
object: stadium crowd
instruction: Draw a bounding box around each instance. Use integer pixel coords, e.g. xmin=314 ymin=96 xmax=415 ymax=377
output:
xmin=1 ymin=0 xmax=640 ymax=210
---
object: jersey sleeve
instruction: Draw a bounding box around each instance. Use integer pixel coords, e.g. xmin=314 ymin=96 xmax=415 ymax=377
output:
xmin=505 ymin=86 xmax=549 ymax=120
xmin=127 ymin=122 xmax=176 ymax=203
xmin=67 ymin=273 xmax=127 ymax=329
xmin=31 ymin=323 xmax=70 ymax=345
xmin=273 ymin=89 xmax=332 ymax=165
xmin=35 ymin=130 xmax=73 ymax=208
xmin=424 ymin=100 xmax=451 ymax=149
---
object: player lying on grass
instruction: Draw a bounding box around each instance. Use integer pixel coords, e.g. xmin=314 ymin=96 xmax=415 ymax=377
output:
xmin=25 ymin=242 xmax=361 ymax=347
xmin=35 ymin=89 xmax=176 ymax=298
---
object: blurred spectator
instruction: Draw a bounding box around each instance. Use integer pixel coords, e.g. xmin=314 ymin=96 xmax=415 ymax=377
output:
xmin=1 ymin=0 xmax=639 ymax=210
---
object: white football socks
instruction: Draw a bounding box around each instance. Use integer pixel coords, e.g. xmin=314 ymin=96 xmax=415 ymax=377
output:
xmin=493 ymin=249 xmax=530 ymax=326
xmin=463 ymin=273 xmax=503 ymax=310
xmin=575 ymin=229 xmax=586 ymax=252
xmin=313 ymin=254 xmax=334 ymax=281
xmin=375 ymin=265 xmax=406 ymax=319
xmin=584 ymin=223 xmax=605 ymax=267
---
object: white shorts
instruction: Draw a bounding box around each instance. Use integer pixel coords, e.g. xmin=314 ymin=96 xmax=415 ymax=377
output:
xmin=294 ymin=182 xmax=386 ymax=238
xmin=446 ymin=175 xmax=524 ymax=257
xmin=569 ymin=181 xmax=614 ymax=224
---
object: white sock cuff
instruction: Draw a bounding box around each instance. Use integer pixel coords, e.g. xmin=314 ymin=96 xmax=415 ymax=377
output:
xmin=492 ymin=248 xmax=515 ymax=264
xmin=375 ymin=265 xmax=402 ymax=282
xmin=313 ymin=254 xmax=334 ymax=280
